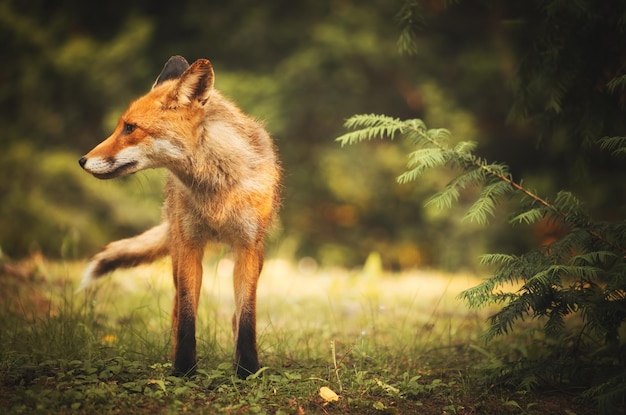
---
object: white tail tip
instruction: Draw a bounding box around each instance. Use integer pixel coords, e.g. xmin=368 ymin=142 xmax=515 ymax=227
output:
xmin=75 ymin=261 xmax=98 ymax=293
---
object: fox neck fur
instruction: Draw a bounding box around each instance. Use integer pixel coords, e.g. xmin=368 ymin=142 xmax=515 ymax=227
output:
xmin=159 ymin=87 xmax=279 ymax=247
xmin=80 ymin=57 xmax=280 ymax=249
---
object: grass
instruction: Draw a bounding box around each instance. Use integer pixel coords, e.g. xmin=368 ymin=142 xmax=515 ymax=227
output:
xmin=0 ymin=253 xmax=598 ymax=414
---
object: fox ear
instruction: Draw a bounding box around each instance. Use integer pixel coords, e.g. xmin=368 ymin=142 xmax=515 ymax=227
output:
xmin=174 ymin=59 xmax=215 ymax=106
xmin=152 ymin=55 xmax=190 ymax=89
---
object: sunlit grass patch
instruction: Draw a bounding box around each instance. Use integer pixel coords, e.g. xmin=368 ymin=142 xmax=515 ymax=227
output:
xmin=0 ymin=255 xmax=598 ymax=414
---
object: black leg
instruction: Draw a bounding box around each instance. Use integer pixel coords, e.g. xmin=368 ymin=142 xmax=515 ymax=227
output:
xmin=235 ymin=312 xmax=259 ymax=379
xmin=173 ymin=302 xmax=197 ymax=376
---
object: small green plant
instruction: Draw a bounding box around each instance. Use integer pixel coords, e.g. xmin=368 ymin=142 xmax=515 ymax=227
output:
xmin=338 ymin=114 xmax=626 ymax=413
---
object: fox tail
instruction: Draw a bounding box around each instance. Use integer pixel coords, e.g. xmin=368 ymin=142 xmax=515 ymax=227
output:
xmin=78 ymin=222 xmax=169 ymax=291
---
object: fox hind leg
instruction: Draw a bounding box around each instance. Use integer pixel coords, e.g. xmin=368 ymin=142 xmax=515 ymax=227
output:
xmin=232 ymin=243 xmax=263 ymax=378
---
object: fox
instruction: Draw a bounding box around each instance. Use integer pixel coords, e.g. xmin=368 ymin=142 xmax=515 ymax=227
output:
xmin=78 ymin=55 xmax=281 ymax=378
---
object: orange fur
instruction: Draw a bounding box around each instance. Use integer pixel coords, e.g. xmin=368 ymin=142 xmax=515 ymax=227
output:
xmin=79 ymin=56 xmax=281 ymax=378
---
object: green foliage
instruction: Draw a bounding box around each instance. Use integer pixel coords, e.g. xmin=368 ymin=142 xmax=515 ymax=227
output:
xmin=395 ymin=0 xmax=425 ymax=55
xmin=506 ymin=0 xmax=626 ymax=148
xmin=0 ymin=143 xmax=163 ymax=259
xmin=338 ymin=115 xmax=516 ymax=226
xmin=599 ymin=136 xmax=626 ymax=157
xmin=339 ymin=113 xmax=626 ymax=413
xmin=2 ymin=0 xmax=432 ymax=265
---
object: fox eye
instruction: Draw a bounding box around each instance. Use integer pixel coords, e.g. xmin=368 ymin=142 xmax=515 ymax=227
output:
xmin=123 ymin=122 xmax=137 ymax=135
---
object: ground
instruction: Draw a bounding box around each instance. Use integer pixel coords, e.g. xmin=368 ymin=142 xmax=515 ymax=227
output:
xmin=0 ymin=253 xmax=603 ymax=414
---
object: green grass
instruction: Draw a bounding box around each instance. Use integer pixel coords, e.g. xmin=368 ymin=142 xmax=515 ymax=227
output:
xmin=0 ymin=255 xmax=597 ymax=414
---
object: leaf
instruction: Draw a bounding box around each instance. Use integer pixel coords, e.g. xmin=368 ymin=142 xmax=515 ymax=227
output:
xmin=373 ymin=401 xmax=388 ymax=410
xmin=479 ymin=253 xmax=516 ymax=266
xmin=606 ymin=75 xmax=626 ymax=93
xmin=509 ymin=207 xmax=544 ymax=225
xmin=570 ymin=251 xmax=617 ymax=265
xmin=464 ymin=180 xmax=513 ymax=224
xmin=395 ymin=0 xmax=425 ymax=55
xmin=246 ymin=366 xmax=269 ymax=379
xmin=337 ymin=114 xmax=407 ymax=146
xmin=424 ymin=184 xmax=460 ymax=209
xmin=376 ymin=379 xmax=400 ymax=396
xmin=147 ymin=379 xmax=166 ymax=392
xmin=397 ymin=147 xmax=451 ymax=183
xmin=454 ymin=140 xmax=478 ymax=155
xmin=426 ymin=128 xmax=452 ymax=145
xmin=319 ymin=386 xmax=339 ymax=402
xmin=405 ymin=147 xmax=449 ymax=170
xmin=599 ymin=135 xmax=626 ymax=157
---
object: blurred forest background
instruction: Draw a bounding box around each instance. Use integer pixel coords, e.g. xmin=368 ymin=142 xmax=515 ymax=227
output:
xmin=2 ymin=0 xmax=626 ymax=271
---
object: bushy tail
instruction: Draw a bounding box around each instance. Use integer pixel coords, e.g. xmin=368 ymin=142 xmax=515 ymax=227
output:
xmin=78 ymin=222 xmax=169 ymax=291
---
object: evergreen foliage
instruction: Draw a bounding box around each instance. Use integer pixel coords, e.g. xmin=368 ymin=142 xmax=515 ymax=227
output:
xmin=338 ymin=1 xmax=626 ymax=411
xmin=338 ymin=115 xmax=626 ymax=413
xmin=395 ymin=0 xmax=425 ymax=55
xmin=506 ymin=0 xmax=626 ymax=151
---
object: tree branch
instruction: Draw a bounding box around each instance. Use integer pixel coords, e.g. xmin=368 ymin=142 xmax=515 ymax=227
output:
xmin=402 ymin=123 xmax=626 ymax=256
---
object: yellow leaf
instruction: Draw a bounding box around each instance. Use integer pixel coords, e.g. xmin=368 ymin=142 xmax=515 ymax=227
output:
xmin=101 ymin=334 xmax=117 ymax=344
xmin=319 ymin=386 xmax=339 ymax=402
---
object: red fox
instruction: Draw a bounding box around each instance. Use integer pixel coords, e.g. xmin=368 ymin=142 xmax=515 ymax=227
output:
xmin=78 ymin=56 xmax=281 ymax=378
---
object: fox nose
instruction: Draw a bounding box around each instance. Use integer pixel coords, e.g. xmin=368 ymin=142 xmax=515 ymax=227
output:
xmin=78 ymin=157 xmax=87 ymax=168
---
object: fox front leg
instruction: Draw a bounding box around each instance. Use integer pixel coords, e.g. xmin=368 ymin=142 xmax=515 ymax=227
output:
xmin=170 ymin=242 xmax=203 ymax=376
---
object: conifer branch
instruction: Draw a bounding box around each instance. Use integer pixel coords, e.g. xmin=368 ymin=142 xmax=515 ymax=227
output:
xmin=338 ymin=115 xmax=626 ymax=255
xmin=400 ymin=120 xmax=554 ymax=209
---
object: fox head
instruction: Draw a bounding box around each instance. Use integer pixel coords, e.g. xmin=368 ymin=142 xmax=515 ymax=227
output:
xmin=79 ymin=56 xmax=214 ymax=179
